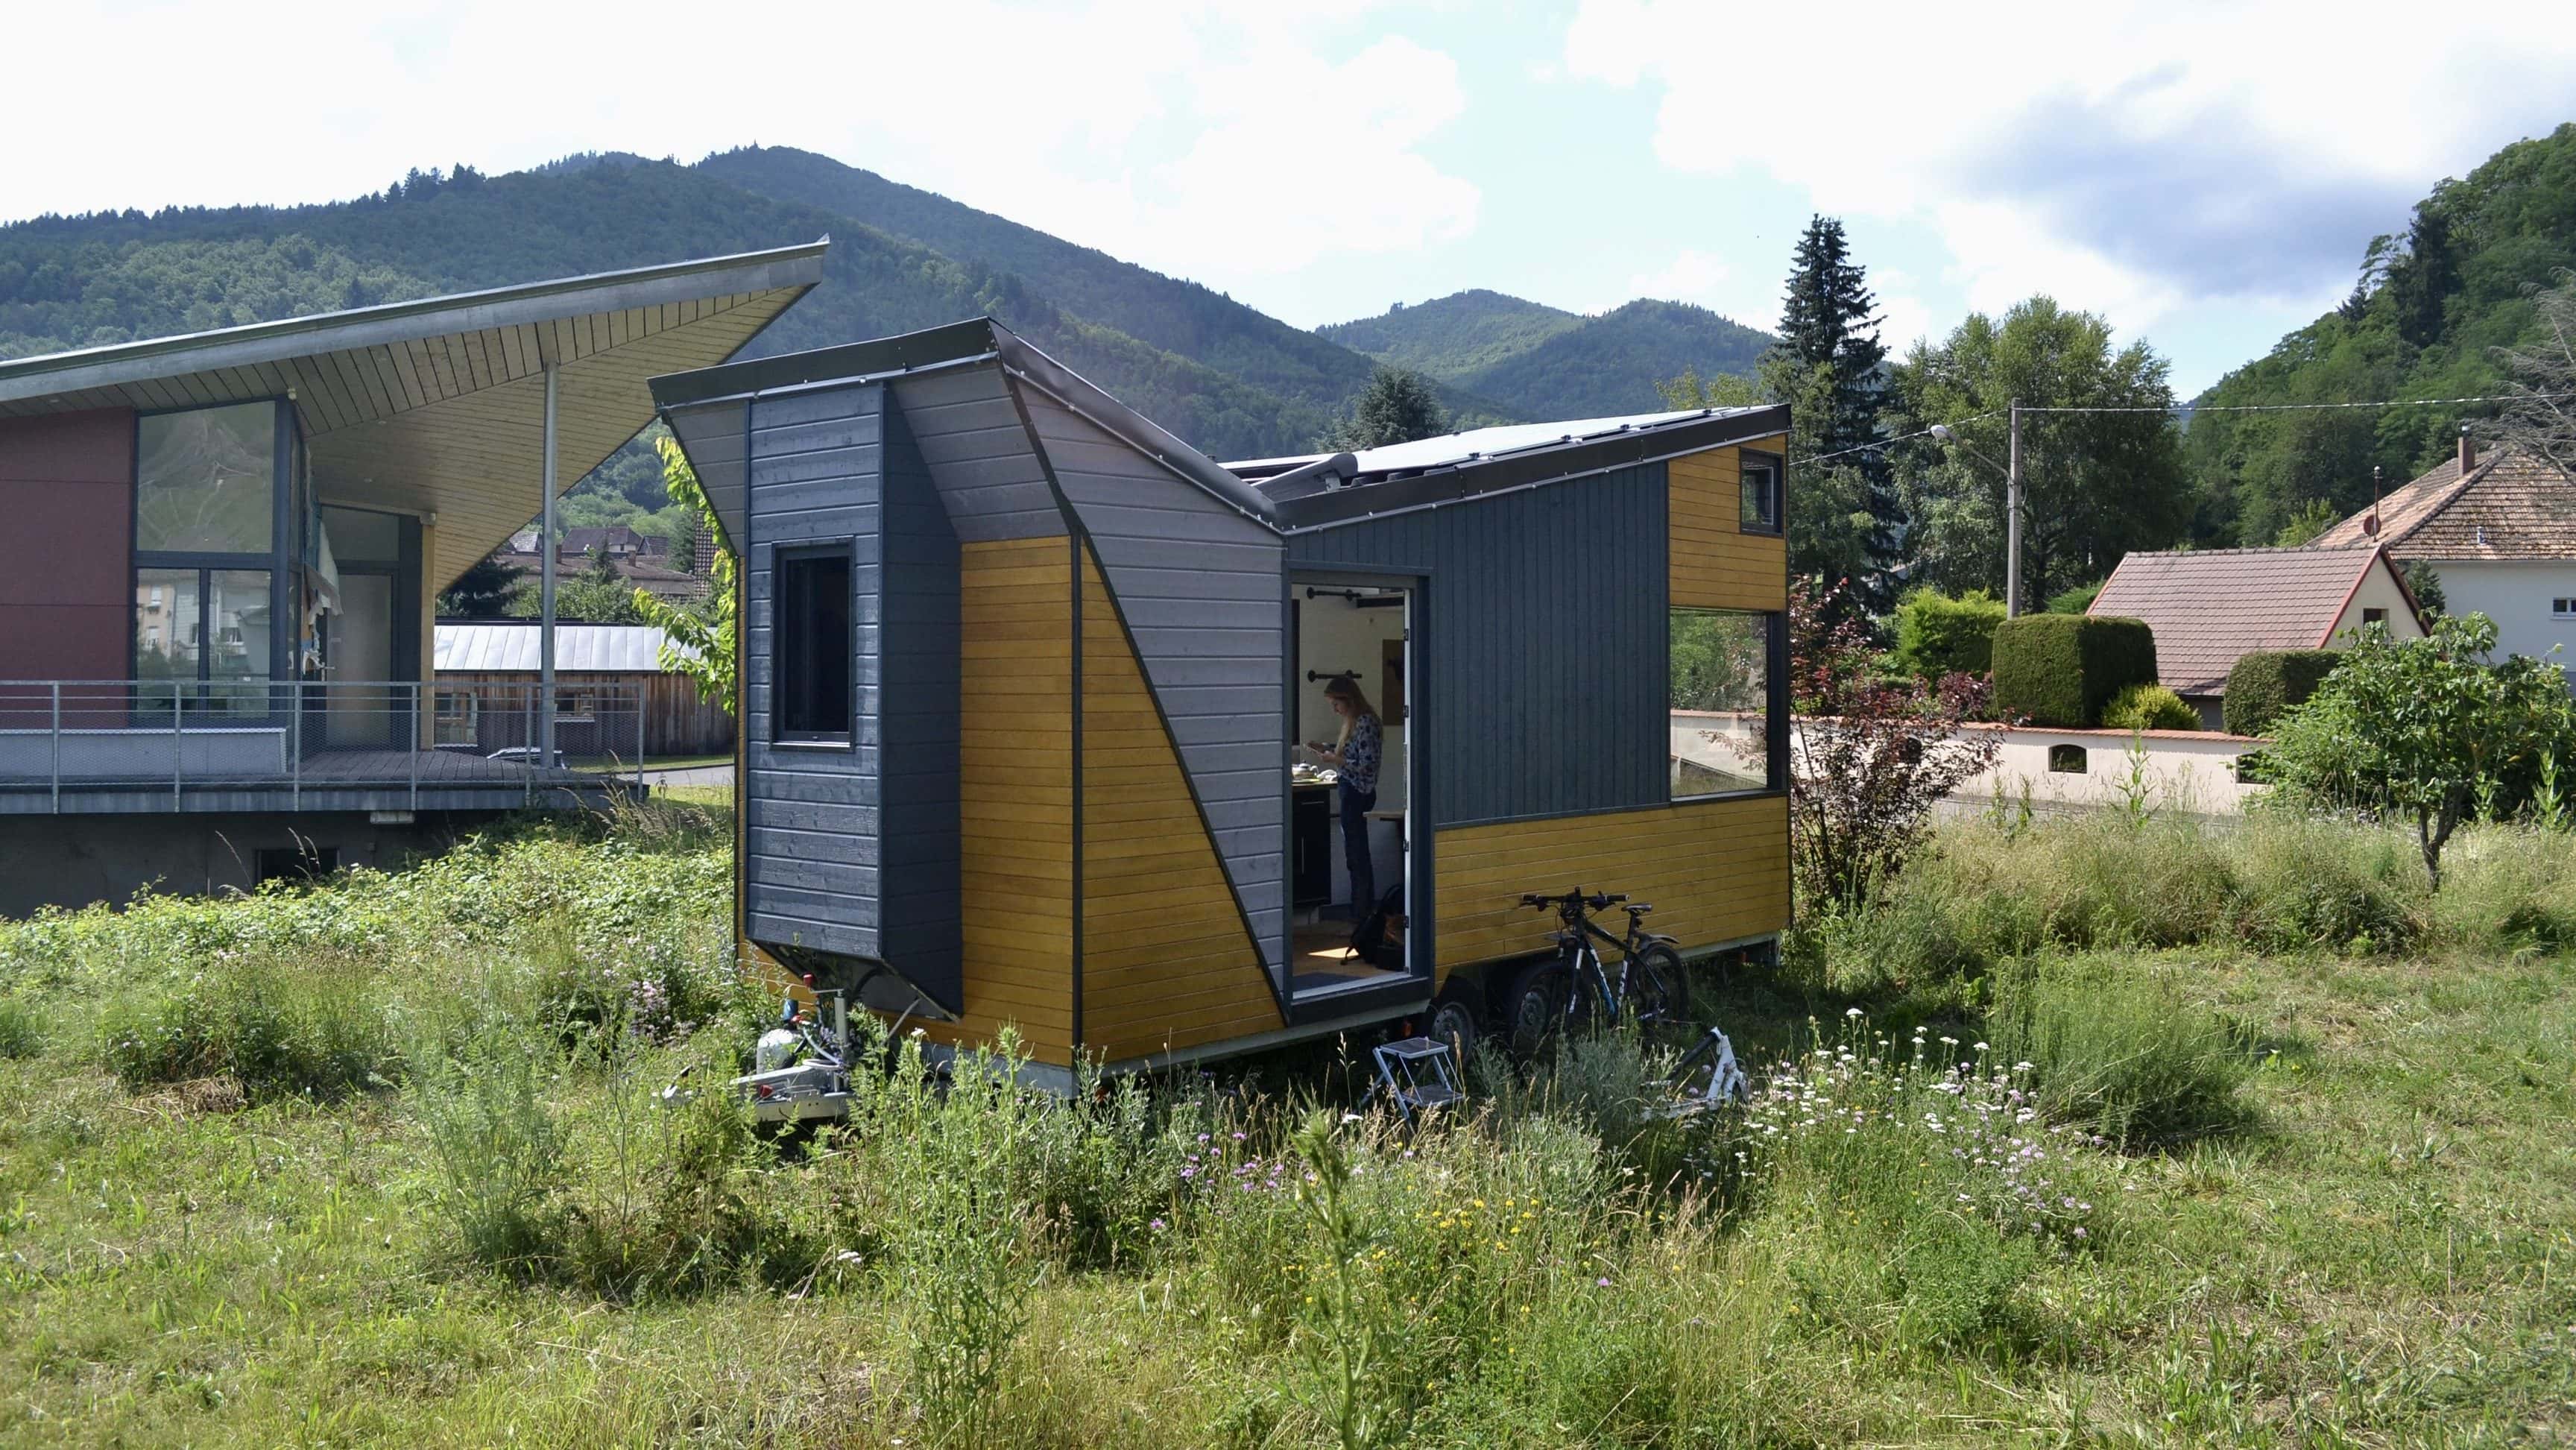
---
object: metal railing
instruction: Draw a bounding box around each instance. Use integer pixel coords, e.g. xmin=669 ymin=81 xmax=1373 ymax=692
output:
xmin=0 ymin=680 xmax=646 ymax=811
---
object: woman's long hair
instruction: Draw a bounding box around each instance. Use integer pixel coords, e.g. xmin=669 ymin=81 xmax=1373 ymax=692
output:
xmin=1325 ymin=675 xmax=1377 ymax=745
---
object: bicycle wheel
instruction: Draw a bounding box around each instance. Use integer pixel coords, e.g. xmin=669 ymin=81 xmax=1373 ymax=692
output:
xmin=1504 ymin=957 xmax=1573 ymax=1059
xmin=1624 ymin=943 xmax=1690 ymax=1029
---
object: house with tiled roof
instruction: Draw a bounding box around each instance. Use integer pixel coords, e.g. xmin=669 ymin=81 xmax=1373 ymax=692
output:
xmin=2088 ymin=545 xmax=2425 ymax=729
xmin=2311 ymin=433 xmax=2576 ymax=669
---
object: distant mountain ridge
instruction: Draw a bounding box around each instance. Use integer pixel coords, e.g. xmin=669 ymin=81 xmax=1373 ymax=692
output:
xmin=1 ymin=144 xmax=1764 ymax=463
xmin=1322 ymin=291 xmax=1774 ymax=420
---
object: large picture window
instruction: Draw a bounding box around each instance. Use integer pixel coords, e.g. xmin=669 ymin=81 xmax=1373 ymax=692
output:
xmin=773 ymin=547 xmax=854 ymax=743
xmin=1670 ymin=608 xmax=1781 ymax=798
xmin=136 ymin=401 xmax=277 ymax=553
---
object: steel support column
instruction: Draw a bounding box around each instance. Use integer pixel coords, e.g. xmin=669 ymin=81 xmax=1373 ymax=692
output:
xmin=540 ymin=361 xmax=560 ymax=765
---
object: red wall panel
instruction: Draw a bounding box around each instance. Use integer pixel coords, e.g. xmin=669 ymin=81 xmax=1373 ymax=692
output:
xmin=0 ymin=409 xmax=135 ymax=679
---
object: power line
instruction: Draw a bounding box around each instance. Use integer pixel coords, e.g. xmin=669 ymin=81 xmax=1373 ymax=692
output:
xmin=1788 ymin=412 xmax=1995 ymax=470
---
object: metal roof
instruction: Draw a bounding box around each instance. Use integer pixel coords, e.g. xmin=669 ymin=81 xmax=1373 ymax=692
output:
xmin=0 ymin=241 xmax=829 ymax=590
xmin=1249 ymin=405 xmax=1790 ymax=530
xmin=433 ymin=621 xmax=698 ymax=673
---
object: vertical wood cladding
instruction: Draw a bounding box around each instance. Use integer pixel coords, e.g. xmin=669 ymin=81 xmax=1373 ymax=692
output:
xmin=1287 ymin=461 xmax=1668 ymax=826
xmin=0 ymin=408 xmax=136 ymax=680
xmin=1017 ymin=385 xmax=1289 ymax=973
xmin=1668 ymin=443 xmax=1788 ymax=611
xmin=1079 ymin=543 xmax=1283 ymax=1062
xmin=936 ymin=534 xmax=1078 ymax=1062
xmin=1432 ymin=795 xmax=1790 ymax=977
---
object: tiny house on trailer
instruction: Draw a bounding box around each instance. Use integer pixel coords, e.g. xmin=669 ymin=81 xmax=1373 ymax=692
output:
xmin=650 ymin=318 xmax=1791 ymax=1088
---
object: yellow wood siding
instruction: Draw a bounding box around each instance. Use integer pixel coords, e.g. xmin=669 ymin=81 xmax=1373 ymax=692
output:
xmin=1079 ymin=543 xmax=1283 ymax=1061
xmin=1670 ymin=443 xmax=1787 ymax=611
xmin=1433 ymin=795 xmax=1790 ymax=974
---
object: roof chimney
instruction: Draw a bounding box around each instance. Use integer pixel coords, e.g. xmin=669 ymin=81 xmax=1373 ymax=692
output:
xmin=2459 ymin=423 xmax=2475 ymax=476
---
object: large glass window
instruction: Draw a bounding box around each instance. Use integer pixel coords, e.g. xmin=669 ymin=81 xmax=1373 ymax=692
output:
xmin=773 ymin=548 xmax=853 ymax=743
xmin=134 ymin=568 xmax=198 ymax=680
xmin=1670 ymin=608 xmax=1779 ymax=798
xmin=136 ymin=402 xmax=277 ymax=553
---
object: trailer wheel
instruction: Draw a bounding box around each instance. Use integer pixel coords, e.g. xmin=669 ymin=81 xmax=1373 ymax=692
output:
xmin=1427 ymin=992 xmax=1480 ymax=1063
xmin=1504 ymin=959 xmax=1572 ymax=1059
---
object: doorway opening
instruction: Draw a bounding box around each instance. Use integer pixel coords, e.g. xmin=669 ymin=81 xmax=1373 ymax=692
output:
xmin=1288 ymin=579 xmax=1415 ymax=999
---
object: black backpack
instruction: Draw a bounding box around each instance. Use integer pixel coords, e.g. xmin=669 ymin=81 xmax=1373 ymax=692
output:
xmin=1351 ymin=885 xmax=1407 ymax=971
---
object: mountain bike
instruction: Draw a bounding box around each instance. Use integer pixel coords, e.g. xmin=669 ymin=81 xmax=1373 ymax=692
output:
xmin=1503 ymin=889 xmax=1690 ymax=1057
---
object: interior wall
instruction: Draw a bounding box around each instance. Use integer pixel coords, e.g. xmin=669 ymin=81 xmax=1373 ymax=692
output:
xmin=0 ymin=408 xmax=135 ymax=680
xmin=1293 ymin=587 xmax=1409 ymax=813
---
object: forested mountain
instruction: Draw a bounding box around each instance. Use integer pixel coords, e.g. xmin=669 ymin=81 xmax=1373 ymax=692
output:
xmin=0 ymin=157 xmax=1335 ymax=459
xmin=2186 ymin=122 xmax=2576 ymax=545
xmin=1324 ymin=291 xmax=1774 ymax=418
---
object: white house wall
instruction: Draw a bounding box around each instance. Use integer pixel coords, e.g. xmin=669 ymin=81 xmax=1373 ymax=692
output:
xmin=2417 ymin=559 xmax=2576 ymax=676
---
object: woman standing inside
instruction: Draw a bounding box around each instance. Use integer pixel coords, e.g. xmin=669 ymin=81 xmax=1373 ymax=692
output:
xmin=1307 ymin=676 xmax=1383 ymax=921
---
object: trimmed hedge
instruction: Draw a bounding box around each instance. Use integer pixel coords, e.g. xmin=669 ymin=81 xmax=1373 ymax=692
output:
xmin=1992 ymin=614 xmax=2159 ymax=727
xmin=2223 ymin=649 xmax=2341 ymax=737
xmin=1890 ymin=587 xmax=2007 ymax=680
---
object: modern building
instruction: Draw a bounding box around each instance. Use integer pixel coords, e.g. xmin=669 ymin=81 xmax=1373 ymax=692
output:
xmin=0 ymin=242 xmax=824 ymax=912
xmin=652 ymin=317 xmax=1793 ymax=1083
xmin=2088 ymin=544 xmax=2426 ymax=728
xmin=2309 ymin=433 xmax=2576 ymax=673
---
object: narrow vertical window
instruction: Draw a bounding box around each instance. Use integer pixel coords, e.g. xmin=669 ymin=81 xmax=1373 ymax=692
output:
xmin=1738 ymin=451 xmax=1782 ymax=535
xmin=774 ymin=548 xmax=853 ymax=742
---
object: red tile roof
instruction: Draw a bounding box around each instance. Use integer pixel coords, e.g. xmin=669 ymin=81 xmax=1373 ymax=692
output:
xmin=2088 ymin=546 xmax=2403 ymax=696
xmin=2311 ymin=444 xmax=2576 ymax=559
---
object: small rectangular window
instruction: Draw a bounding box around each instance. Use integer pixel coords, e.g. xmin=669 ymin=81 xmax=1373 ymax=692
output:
xmin=2048 ymin=743 xmax=2089 ymax=774
xmin=1738 ymin=452 xmax=1782 ymax=535
xmin=2554 ymin=598 xmax=2575 ymax=620
xmin=1670 ymin=608 xmax=1781 ymax=798
xmin=773 ymin=548 xmax=853 ymax=743
xmin=434 ymin=691 xmax=479 ymax=746
xmin=2362 ymin=607 xmax=2388 ymax=625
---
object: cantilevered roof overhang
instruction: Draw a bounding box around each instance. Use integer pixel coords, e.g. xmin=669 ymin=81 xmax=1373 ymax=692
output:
xmin=0 ymin=239 xmax=829 ymax=587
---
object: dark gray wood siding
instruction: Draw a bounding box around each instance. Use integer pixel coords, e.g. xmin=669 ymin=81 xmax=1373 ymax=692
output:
xmin=872 ymin=400 xmax=963 ymax=1003
xmin=889 ymin=368 xmax=1065 ymax=542
xmin=744 ymin=384 xmax=882 ymax=963
xmin=1287 ymin=461 xmax=1668 ymax=828
xmin=1015 ymin=385 xmax=1289 ymax=974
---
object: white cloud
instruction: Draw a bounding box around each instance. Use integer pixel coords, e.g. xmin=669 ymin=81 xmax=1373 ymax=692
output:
xmin=1564 ymin=0 xmax=2576 ymax=338
xmin=1 ymin=1 xmax=1477 ymax=284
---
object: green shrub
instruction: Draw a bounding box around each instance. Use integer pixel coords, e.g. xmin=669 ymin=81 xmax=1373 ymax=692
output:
xmin=2223 ymin=649 xmax=2340 ymax=737
xmin=1984 ymin=959 xmax=2250 ymax=1147
xmin=1890 ymin=588 xmax=2007 ymax=680
xmin=2046 ymin=579 xmax=2103 ymax=615
xmin=0 ymin=996 xmax=43 ymax=1059
xmin=2229 ymin=810 xmax=2424 ymax=952
xmin=2102 ymin=682 xmax=2201 ymax=732
xmin=1990 ymin=614 xmax=2159 ymax=727
xmin=97 ymin=955 xmax=399 ymax=1101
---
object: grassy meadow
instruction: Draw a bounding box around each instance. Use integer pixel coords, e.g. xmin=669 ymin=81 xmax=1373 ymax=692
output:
xmin=4 ymin=801 xmax=2576 ymax=1446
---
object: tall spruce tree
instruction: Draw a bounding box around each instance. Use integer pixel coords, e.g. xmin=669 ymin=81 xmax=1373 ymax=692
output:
xmin=1771 ymin=216 xmax=1897 ymax=607
xmin=1324 ymin=365 xmax=1448 ymax=450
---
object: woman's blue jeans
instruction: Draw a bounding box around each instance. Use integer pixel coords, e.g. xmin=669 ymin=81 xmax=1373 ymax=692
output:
xmin=1338 ymin=780 xmax=1377 ymax=918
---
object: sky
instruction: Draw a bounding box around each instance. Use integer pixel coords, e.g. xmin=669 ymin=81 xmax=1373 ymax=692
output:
xmin=10 ymin=1 xmax=2576 ymax=395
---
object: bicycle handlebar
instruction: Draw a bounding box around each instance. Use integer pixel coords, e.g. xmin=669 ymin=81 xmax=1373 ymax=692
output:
xmin=1520 ymin=889 xmax=1629 ymax=913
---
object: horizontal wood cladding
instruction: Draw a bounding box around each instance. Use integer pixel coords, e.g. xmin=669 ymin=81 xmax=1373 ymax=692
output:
xmin=1669 ymin=444 xmax=1787 ymax=612
xmin=1433 ymin=795 xmax=1790 ymax=977
xmin=1079 ymin=543 xmax=1281 ymax=1062
xmin=935 ymin=535 xmax=1076 ymax=1063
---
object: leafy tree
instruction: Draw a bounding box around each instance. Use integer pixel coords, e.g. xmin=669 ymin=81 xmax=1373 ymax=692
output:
xmin=2045 ymin=579 xmax=2103 ymax=615
xmin=1322 ymin=365 xmax=1447 ymax=450
xmin=1787 ymin=579 xmax=2000 ymax=907
xmin=2271 ymin=497 xmax=2342 ymax=546
xmin=1889 ymin=297 xmax=2191 ymax=612
xmin=1889 ymin=587 xmax=2006 ymax=681
xmin=2264 ymin=615 xmax=2574 ymax=887
xmin=436 ymin=555 xmax=520 ymax=619
xmin=630 ymin=438 xmax=738 ymax=717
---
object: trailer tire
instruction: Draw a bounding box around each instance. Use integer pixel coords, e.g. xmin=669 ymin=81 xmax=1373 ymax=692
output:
xmin=1427 ymin=992 xmax=1480 ymax=1063
xmin=1504 ymin=958 xmax=1572 ymax=1059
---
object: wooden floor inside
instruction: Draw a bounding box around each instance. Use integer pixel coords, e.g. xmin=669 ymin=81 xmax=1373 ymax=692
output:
xmin=1289 ymin=918 xmax=1405 ymax=995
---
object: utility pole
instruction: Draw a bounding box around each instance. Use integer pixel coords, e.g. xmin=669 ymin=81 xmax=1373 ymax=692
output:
xmin=2004 ymin=398 xmax=2023 ymax=617
xmin=540 ymin=360 xmax=559 ymax=766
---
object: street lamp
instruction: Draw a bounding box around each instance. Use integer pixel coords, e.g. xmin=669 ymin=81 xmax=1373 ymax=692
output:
xmin=1929 ymin=405 xmax=2024 ymax=616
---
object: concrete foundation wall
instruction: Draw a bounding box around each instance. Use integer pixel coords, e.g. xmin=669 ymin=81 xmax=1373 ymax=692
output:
xmin=0 ymin=811 xmax=506 ymax=917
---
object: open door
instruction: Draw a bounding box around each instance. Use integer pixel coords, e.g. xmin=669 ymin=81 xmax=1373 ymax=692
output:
xmin=1287 ymin=576 xmax=1424 ymax=1006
